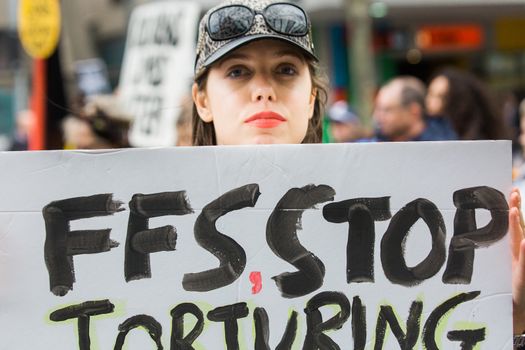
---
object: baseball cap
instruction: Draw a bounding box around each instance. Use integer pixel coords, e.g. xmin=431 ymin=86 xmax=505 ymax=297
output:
xmin=328 ymin=101 xmax=360 ymax=124
xmin=194 ymin=0 xmax=318 ymax=77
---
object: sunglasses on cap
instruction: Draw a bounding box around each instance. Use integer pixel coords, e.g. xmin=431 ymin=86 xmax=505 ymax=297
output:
xmin=206 ymin=2 xmax=310 ymax=41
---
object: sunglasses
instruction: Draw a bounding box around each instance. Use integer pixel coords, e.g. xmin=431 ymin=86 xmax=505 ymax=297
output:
xmin=207 ymin=3 xmax=310 ymax=41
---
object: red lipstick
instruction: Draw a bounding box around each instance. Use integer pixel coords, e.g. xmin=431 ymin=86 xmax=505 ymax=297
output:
xmin=245 ymin=111 xmax=286 ymax=129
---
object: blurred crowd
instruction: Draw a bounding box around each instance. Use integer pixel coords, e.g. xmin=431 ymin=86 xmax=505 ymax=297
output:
xmin=324 ymin=67 xmax=525 ymax=182
xmin=6 ymin=91 xmax=194 ymax=152
xmin=326 ymin=67 xmax=516 ymax=144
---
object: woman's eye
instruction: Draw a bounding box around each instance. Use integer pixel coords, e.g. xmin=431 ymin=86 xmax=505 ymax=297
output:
xmin=227 ymin=66 xmax=249 ymax=78
xmin=277 ymin=64 xmax=297 ymax=76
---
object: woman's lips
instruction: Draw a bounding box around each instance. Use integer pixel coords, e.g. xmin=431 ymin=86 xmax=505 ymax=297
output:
xmin=245 ymin=111 xmax=286 ymax=129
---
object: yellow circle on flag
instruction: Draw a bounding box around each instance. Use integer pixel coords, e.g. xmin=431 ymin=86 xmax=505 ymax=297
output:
xmin=18 ymin=0 xmax=61 ymax=59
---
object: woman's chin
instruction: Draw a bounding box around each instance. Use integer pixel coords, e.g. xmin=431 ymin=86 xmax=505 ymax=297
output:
xmin=251 ymin=134 xmax=282 ymax=145
xmin=216 ymin=132 xmax=303 ymax=145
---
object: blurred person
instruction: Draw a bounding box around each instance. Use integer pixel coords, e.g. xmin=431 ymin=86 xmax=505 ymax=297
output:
xmin=502 ymin=92 xmax=520 ymax=135
xmin=62 ymin=116 xmax=102 ymax=150
xmin=513 ymin=99 xmax=525 ymax=181
xmin=503 ymin=91 xmax=525 ymax=161
xmin=327 ymin=100 xmax=370 ymax=142
xmin=175 ymin=95 xmax=193 ymax=147
xmin=371 ymin=76 xmax=456 ymax=142
xmin=519 ymin=99 xmax=525 ymax=156
xmin=62 ymin=96 xmax=130 ymax=149
xmin=426 ymin=67 xmax=509 ymax=140
xmin=8 ymin=109 xmax=34 ymax=151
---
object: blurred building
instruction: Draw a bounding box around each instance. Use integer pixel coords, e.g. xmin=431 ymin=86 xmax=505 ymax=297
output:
xmin=310 ymin=0 xmax=525 ymax=103
xmin=0 ymin=0 xmax=524 ymax=147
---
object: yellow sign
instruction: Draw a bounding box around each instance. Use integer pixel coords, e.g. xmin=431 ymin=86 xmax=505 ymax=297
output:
xmin=18 ymin=0 xmax=61 ymax=59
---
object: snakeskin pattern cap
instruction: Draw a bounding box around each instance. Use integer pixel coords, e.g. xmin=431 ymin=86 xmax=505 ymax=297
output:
xmin=194 ymin=0 xmax=317 ymax=77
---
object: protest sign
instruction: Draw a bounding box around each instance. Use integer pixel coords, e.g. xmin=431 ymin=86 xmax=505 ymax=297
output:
xmin=118 ymin=1 xmax=200 ymax=147
xmin=0 ymin=142 xmax=513 ymax=349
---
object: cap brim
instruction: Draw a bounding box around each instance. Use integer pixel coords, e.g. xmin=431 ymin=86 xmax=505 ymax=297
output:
xmin=201 ymin=34 xmax=318 ymax=70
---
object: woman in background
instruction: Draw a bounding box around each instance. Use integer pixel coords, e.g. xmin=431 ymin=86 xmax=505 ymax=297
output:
xmin=426 ymin=67 xmax=509 ymax=140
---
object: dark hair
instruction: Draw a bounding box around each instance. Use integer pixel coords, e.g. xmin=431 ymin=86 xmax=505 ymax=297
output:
xmin=432 ymin=68 xmax=508 ymax=140
xmin=192 ymin=56 xmax=328 ymax=146
xmin=385 ymin=76 xmax=426 ymax=112
xmin=73 ymin=105 xmax=130 ymax=148
xmin=400 ymin=80 xmax=426 ymax=111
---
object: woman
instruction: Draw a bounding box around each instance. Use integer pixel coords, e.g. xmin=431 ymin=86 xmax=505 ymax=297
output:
xmin=426 ymin=67 xmax=509 ymax=140
xmin=191 ymin=0 xmax=327 ymax=145
xmin=190 ymin=0 xmax=525 ymax=339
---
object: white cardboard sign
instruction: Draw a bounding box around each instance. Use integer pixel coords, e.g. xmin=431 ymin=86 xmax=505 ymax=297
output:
xmin=0 ymin=142 xmax=513 ymax=349
xmin=118 ymin=1 xmax=200 ymax=147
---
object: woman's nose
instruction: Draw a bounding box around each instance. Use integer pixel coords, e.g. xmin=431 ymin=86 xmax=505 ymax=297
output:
xmin=251 ymin=74 xmax=276 ymax=102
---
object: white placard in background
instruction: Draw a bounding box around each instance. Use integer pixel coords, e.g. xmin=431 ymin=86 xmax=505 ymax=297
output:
xmin=118 ymin=1 xmax=200 ymax=147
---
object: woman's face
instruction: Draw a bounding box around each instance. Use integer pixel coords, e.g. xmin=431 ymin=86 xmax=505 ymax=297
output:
xmin=426 ymin=75 xmax=449 ymax=116
xmin=193 ymin=39 xmax=316 ymax=145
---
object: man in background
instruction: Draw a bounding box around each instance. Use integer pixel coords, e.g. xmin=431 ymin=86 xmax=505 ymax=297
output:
xmin=327 ymin=100 xmax=369 ymax=142
xmin=372 ymin=76 xmax=456 ymax=142
xmin=8 ymin=109 xmax=34 ymax=151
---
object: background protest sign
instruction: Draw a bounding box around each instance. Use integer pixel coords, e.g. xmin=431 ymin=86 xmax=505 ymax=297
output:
xmin=0 ymin=142 xmax=513 ymax=349
xmin=118 ymin=1 xmax=200 ymax=147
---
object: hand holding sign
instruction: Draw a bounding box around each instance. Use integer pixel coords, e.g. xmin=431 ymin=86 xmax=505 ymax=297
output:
xmin=510 ymin=188 xmax=525 ymax=334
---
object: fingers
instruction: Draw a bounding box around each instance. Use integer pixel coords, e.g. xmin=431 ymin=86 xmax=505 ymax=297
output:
xmin=510 ymin=189 xmax=525 ymax=261
xmin=510 ymin=189 xmax=525 ymax=332
xmin=511 ymin=207 xmax=522 ymax=260
xmin=513 ymin=188 xmax=525 ymax=230
xmin=510 ymin=188 xmax=521 ymax=211
xmin=514 ymin=239 xmax=525 ymax=333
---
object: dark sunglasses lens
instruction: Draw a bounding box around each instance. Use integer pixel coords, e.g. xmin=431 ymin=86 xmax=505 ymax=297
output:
xmin=264 ymin=4 xmax=308 ymax=35
xmin=208 ymin=6 xmax=253 ymax=40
